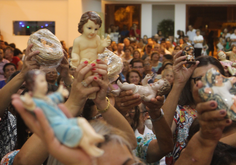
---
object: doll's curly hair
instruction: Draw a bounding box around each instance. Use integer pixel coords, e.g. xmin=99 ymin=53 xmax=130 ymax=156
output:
xmin=78 ymin=11 xmax=102 ymax=33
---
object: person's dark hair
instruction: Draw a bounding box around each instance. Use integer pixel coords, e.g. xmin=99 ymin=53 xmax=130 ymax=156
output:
xmin=82 ymin=99 xmax=95 ymax=120
xmin=78 ymin=11 xmax=102 ymax=33
xmin=131 ymin=59 xmax=144 ymax=68
xmin=14 ymin=48 xmax=22 ymax=56
xmin=164 ymin=54 xmax=173 ymax=60
xmin=3 ymin=63 xmax=16 ymax=73
xmin=9 ymin=43 xmax=16 ymax=49
xmin=130 ymin=106 xmax=141 ymax=131
xmin=7 ymin=71 xmax=20 ymax=83
xmin=174 ymin=45 xmax=181 ymax=50
xmin=179 ymin=56 xmax=225 ymax=106
xmin=126 ymin=70 xmax=142 ymax=84
xmin=4 ymin=42 xmax=8 ymax=46
xmin=4 ymin=46 xmax=14 ymax=53
xmin=125 ymin=47 xmax=131 ymax=52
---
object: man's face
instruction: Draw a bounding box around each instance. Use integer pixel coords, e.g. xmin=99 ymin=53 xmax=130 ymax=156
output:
xmin=188 ymin=25 xmax=193 ymax=31
xmin=4 ymin=49 xmax=13 ymax=61
xmin=132 ymin=62 xmax=144 ymax=75
xmin=0 ymin=49 xmax=3 ymax=60
xmin=125 ymin=49 xmax=131 ymax=56
xmin=0 ymin=41 xmax=5 ymax=49
xmin=4 ymin=65 xmax=16 ymax=80
xmin=118 ymin=44 xmax=124 ymax=51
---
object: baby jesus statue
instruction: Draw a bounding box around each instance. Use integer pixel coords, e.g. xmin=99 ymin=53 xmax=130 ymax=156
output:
xmin=199 ymin=68 xmax=236 ymax=121
xmin=218 ymin=51 xmax=236 ymax=76
xmin=112 ymin=74 xmax=171 ymax=101
xmin=20 ymin=70 xmax=105 ymax=157
xmin=70 ymin=11 xmax=111 ymax=99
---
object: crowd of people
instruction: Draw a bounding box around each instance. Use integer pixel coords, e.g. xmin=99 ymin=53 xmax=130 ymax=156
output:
xmin=0 ymin=23 xmax=236 ymax=165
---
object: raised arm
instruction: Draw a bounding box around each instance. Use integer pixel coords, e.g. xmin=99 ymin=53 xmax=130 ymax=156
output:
xmin=142 ymin=96 xmax=174 ymax=163
xmin=162 ymin=51 xmax=198 ymax=127
xmin=175 ymin=100 xmax=231 ymax=165
xmin=0 ymin=44 xmax=40 ymax=118
xmin=93 ymin=60 xmax=137 ymax=149
xmin=97 ymin=35 xmax=111 ymax=53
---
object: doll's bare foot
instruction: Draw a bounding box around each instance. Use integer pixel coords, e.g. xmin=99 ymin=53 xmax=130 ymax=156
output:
xmin=77 ymin=118 xmax=104 ymax=157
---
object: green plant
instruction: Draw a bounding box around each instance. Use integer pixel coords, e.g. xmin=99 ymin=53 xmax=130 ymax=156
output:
xmin=157 ymin=19 xmax=174 ymax=37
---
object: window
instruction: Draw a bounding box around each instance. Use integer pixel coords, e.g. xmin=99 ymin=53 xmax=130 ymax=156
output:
xmin=13 ymin=21 xmax=55 ymax=35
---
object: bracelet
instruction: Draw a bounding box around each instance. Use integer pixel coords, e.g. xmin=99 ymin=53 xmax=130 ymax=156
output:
xmin=150 ymin=109 xmax=164 ymax=122
xmin=97 ymin=97 xmax=110 ymax=113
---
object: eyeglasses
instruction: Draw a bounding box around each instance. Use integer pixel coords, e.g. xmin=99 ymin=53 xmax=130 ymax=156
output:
xmin=191 ymin=75 xmax=202 ymax=84
xmin=133 ymin=66 xmax=143 ymax=68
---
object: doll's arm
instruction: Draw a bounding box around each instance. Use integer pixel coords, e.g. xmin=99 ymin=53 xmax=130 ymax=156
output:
xmin=20 ymin=93 xmax=36 ymax=111
xmin=70 ymin=38 xmax=81 ymax=68
xmin=141 ymin=74 xmax=153 ymax=86
xmin=57 ymin=85 xmax=69 ymax=98
xmin=97 ymin=35 xmax=111 ymax=53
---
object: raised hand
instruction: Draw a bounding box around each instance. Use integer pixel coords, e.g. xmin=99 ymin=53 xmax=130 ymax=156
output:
xmin=173 ymin=51 xmax=199 ymax=87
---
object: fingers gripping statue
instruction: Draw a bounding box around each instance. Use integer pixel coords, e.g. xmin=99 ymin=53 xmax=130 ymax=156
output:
xmin=20 ymin=70 xmax=105 ymax=157
xmin=70 ymin=11 xmax=111 ymax=99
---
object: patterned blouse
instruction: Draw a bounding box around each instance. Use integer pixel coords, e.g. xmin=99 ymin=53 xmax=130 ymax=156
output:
xmin=0 ymin=110 xmax=17 ymax=160
xmin=172 ymin=105 xmax=197 ymax=161
xmin=1 ymin=150 xmax=19 ymax=165
xmin=134 ymin=133 xmax=160 ymax=165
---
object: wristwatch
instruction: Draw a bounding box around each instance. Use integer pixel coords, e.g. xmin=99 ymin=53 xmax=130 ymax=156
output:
xmin=150 ymin=109 xmax=164 ymax=122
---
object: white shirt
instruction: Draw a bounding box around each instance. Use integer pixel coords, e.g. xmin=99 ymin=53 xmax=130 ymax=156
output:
xmin=134 ymin=125 xmax=153 ymax=138
xmin=224 ymin=33 xmax=231 ymax=39
xmin=114 ymin=50 xmax=124 ymax=57
xmin=187 ymin=29 xmax=196 ymax=44
xmin=193 ymin=35 xmax=203 ymax=48
xmin=230 ymin=33 xmax=236 ymax=46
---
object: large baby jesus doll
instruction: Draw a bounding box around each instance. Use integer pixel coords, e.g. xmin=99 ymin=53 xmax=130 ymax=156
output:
xmin=20 ymin=70 xmax=104 ymax=157
xmin=70 ymin=11 xmax=111 ymax=99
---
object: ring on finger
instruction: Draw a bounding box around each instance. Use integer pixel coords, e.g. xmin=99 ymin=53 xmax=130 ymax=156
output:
xmin=81 ymin=80 xmax=88 ymax=87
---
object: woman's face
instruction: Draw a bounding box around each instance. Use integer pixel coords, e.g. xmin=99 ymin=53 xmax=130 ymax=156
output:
xmin=233 ymin=46 xmax=236 ymax=52
xmin=152 ymin=53 xmax=159 ymax=61
xmin=196 ymin=31 xmax=200 ymax=36
xmin=46 ymin=70 xmax=58 ymax=83
xmin=97 ymin=141 xmax=136 ymax=165
xmin=191 ymin=64 xmax=219 ymax=105
xmin=129 ymin=72 xmax=140 ymax=85
xmin=163 ymin=70 xmax=174 ymax=85
xmin=133 ymin=51 xmax=140 ymax=59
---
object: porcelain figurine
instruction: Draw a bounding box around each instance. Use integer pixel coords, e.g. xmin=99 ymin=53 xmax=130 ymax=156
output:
xmin=182 ymin=45 xmax=196 ymax=64
xmin=20 ymin=70 xmax=104 ymax=157
xmin=112 ymin=74 xmax=171 ymax=101
xmin=70 ymin=11 xmax=111 ymax=99
xmin=218 ymin=51 xmax=236 ymax=76
xmin=198 ymin=68 xmax=236 ymax=121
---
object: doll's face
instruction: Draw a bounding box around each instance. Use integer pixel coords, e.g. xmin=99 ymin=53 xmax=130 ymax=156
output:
xmin=153 ymin=79 xmax=165 ymax=90
xmin=215 ymin=75 xmax=223 ymax=86
xmin=34 ymin=74 xmax=48 ymax=95
xmin=219 ymin=52 xmax=226 ymax=60
xmin=83 ymin=20 xmax=100 ymax=39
